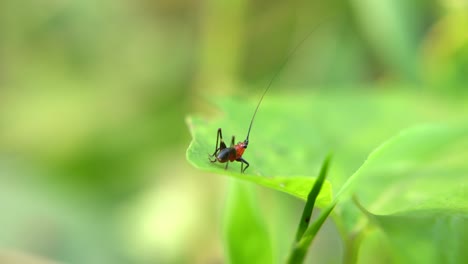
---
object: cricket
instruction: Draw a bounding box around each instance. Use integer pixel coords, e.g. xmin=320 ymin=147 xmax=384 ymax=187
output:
xmin=208 ymin=29 xmax=318 ymax=173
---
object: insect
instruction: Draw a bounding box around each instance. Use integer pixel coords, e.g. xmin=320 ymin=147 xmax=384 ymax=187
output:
xmin=209 ymin=28 xmax=320 ymax=173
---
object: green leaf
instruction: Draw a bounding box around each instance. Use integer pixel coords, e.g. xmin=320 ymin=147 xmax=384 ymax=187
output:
xmin=186 ymin=96 xmax=334 ymax=205
xmin=186 ymin=91 xmax=467 ymax=204
xmin=340 ymin=123 xmax=468 ymax=213
xmin=337 ymin=123 xmax=468 ymax=263
xmin=187 ymin=91 xmax=468 ymax=263
xmin=372 ymin=210 xmax=468 ymax=264
xmin=355 ymin=198 xmax=468 ymax=264
xmin=224 ymin=179 xmax=273 ymax=264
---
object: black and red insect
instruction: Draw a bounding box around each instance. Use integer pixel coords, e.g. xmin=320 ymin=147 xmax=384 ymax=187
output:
xmin=208 ymin=29 xmax=318 ymax=173
xmin=208 ymin=89 xmax=267 ymax=173
xmin=208 ymin=91 xmax=266 ymax=173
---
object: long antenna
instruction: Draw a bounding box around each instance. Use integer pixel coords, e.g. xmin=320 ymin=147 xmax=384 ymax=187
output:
xmin=245 ymin=24 xmax=324 ymax=142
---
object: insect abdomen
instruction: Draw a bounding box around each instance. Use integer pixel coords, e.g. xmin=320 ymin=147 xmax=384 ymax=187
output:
xmin=217 ymin=147 xmax=237 ymax=162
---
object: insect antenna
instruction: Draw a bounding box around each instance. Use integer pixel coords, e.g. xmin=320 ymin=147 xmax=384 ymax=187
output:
xmin=244 ymin=24 xmax=324 ymax=142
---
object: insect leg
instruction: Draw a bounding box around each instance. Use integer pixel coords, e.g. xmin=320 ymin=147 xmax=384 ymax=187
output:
xmin=210 ymin=128 xmax=226 ymax=158
xmin=230 ymin=135 xmax=235 ymax=147
xmin=237 ymin=158 xmax=250 ymax=173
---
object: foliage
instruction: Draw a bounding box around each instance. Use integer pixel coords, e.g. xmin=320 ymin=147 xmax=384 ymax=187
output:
xmin=186 ymin=90 xmax=468 ymax=263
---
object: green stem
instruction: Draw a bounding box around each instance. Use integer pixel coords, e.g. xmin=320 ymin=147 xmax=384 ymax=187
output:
xmin=294 ymin=154 xmax=332 ymax=241
xmin=342 ymin=196 xmax=372 ymax=264
xmin=287 ymin=201 xmax=337 ymax=263
xmin=343 ymin=231 xmax=362 ymax=264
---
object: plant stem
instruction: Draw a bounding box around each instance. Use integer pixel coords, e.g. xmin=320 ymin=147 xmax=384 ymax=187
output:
xmin=294 ymin=154 xmax=332 ymax=241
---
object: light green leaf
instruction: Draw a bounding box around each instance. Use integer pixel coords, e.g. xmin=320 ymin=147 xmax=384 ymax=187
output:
xmin=342 ymin=123 xmax=468 ymax=214
xmin=186 ymin=91 xmax=467 ymax=204
xmin=187 ymin=91 xmax=468 ymax=263
xmin=371 ymin=209 xmax=468 ymax=264
xmin=337 ymin=123 xmax=468 ymax=264
xmin=224 ymin=179 xmax=273 ymax=264
xmin=186 ymin=96 xmax=334 ymax=205
xmin=355 ymin=196 xmax=468 ymax=264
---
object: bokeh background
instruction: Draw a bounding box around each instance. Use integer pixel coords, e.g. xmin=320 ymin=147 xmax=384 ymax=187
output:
xmin=1 ymin=0 xmax=467 ymax=263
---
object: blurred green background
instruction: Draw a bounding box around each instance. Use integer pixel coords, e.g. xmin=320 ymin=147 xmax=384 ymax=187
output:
xmin=0 ymin=0 xmax=467 ymax=263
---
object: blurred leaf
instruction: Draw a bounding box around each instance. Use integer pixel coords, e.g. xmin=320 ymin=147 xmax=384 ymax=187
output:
xmin=343 ymin=123 xmax=468 ymax=214
xmin=350 ymin=0 xmax=420 ymax=81
xmin=422 ymin=12 xmax=468 ymax=90
xmin=0 ymin=163 xmax=124 ymax=263
xmin=367 ymin=209 xmax=468 ymax=264
xmin=224 ymin=179 xmax=272 ymax=264
xmin=335 ymin=123 xmax=468 ymax=263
